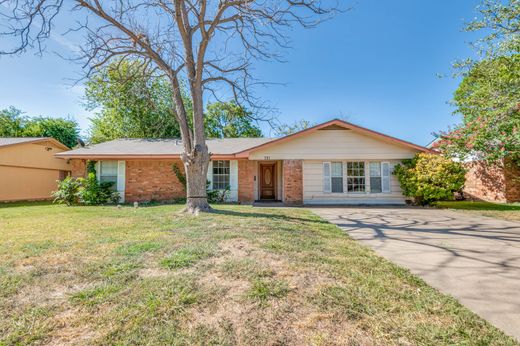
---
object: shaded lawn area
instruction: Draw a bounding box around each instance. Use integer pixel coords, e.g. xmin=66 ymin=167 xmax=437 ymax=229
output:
xmin=435 ymin=201 xmax=520 ymax=223
xmin=0 ymin=204 xmax=516 ymax=345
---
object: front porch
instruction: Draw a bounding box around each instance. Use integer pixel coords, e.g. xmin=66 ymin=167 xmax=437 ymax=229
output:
xmin=237 ymin=159 xmax=303 ymax=205
xmin=255 ymin=160 xmax=283 ymax=202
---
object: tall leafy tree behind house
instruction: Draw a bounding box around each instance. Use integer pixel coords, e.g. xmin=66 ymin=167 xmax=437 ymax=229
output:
xmin=86 ymin=60 xmax=263 ymax=142
xmin=438 ymin=0 xmax=520 ymax=162
xmin=85 ymin=60 xmax=184 ymax=144
xmin=0 ymin=107 xmax=79 ymax=148
xmin=0 ymin=107 xmax=25 ymax=136
xmin=205 ymin=102 xmax=262 ymax=138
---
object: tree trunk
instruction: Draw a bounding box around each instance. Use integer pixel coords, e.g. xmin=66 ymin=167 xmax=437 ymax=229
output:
xmin=182 ymin=144 xmax=211 ymax=214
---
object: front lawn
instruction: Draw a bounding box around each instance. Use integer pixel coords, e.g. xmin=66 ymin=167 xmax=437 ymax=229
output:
xmin=0 ymin=204 xmax=516 ymax=345
xmin=434 ymin=201 xmax=520 ymax=222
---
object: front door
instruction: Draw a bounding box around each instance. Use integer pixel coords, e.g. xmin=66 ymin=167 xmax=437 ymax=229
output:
xmin=260 ymin=163 xmax=276 ymax=200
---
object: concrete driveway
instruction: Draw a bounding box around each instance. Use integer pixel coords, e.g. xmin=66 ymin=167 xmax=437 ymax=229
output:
xmin=311 ymin=207 xmax=520 ymax=340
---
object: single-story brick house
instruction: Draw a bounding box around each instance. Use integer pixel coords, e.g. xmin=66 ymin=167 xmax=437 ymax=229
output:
xmin=56 ymin=119 xmax=432 ymax=205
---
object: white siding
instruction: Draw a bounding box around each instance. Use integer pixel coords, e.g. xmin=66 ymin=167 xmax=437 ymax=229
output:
xmin=250 ymin=128 xmax=418 ymax=160
xmin=303 ymin=160 xmax=406 ymax=205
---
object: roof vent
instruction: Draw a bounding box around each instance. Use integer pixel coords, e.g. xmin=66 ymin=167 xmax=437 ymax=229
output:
xmin=319 ymin=124 xmax=350 ymax=131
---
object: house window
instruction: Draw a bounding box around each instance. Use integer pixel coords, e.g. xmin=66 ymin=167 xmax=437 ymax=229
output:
xmin=212 ymin=160 xmax=230 ymax=190
xmin=331 ymin=162 xmax=343 ymax=193
xmin=346 ymin=162 xmax=365 ymax=192
xmin=99 ymin=161 xmax=118 ymax=186
xmin=370 ymin=162 xmax=382 ymax=193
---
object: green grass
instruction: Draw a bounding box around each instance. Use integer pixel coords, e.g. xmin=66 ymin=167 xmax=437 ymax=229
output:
xmin=435 ymin=201 xmax=520 ymax=222
xmin=0 ymin=203 xmax=516 ymax=345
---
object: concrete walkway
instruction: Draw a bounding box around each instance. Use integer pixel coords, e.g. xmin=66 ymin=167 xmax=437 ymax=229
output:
xmin=311 ymin=207 xmax=520 ymax=340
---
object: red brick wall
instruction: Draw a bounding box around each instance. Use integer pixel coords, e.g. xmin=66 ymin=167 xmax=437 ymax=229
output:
xmin=283 ymin=160 xmax=303 ymax=205
xmin=70 ymin=159 xmax=87 ymax=178
xmin=504 ymin=158 xmax=520 ymax=202
xmin=463 ymin=159 xmax=520 ymax=203
xmin=238 ymin=160 xmax=256 ymax=203
xmin=125 ymin=160 xmax=186 ymax=202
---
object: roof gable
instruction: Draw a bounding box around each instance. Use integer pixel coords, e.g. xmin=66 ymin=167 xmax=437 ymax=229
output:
xmin=236 ymin=119 xmax=432 ymax=157
xmin=0 ymin=137 xmax=69 ymax=151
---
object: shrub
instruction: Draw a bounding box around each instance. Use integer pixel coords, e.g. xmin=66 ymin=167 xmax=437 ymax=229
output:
xmin=53 ymin=173 xmax=120 ymax=206
xmin=393 ymin=153 xmax=466 ymax=205
xmin=207 ymin=181 xmax=230 ymax=203
xmin=52 ymin=176 xmax=81 ymax=206
xmin=172 ymin=163 xmax=230 ymax=203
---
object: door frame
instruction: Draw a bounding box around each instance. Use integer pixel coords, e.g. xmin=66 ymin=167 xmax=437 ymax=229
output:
xmin=258 ymin=162 xmax=277 ymax=200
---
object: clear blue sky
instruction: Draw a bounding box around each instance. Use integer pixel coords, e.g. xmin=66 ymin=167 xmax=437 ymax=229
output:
xmin=0 ymin=0 xmax=483 ymax=145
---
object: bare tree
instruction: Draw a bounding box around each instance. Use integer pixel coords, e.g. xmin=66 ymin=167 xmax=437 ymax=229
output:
xmin=0 ymin=0 xmax=342 ymax=214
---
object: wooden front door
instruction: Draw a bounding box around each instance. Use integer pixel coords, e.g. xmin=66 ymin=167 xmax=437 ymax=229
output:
xmin=260 ymin=163 xmax=276 ymax=200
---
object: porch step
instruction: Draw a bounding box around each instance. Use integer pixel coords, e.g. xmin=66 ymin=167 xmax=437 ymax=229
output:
xmin=252 ymin=200 xmax=285 ymax=208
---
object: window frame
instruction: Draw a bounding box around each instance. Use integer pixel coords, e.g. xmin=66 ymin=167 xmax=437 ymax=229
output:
xmin=99 ymin=161 xmax=118 ymax=186
xmin=345 ymin=161 xmax=366 ymax=193
xmin=369 ymin=162 xmax=382 ymax=193
xmin=212 ymin=160 xmax=231 ymax=191
xmin=330 ymin=162 xmax=344 ymax=193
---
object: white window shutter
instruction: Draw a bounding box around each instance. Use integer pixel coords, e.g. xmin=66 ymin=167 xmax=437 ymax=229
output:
xmin=382 ymin=162 xmax=391 ymax=193
xmin=229 ymin=160 xmax=238 ymax=202
xmin=117 ymin=161 xmax=126 ymax=202
xmin=323 ymin=162 xmax=331 ymax=193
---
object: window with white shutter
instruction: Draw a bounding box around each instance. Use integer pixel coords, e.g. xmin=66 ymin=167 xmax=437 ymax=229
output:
xmin=382 ymin=162 xmax=391 ymax=193
xmin=323 ymin=162 xmax=331 ymax=193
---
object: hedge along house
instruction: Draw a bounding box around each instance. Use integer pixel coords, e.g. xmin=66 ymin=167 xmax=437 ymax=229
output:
xmin=0 ymin=137 xmax=71 ymax=202
xmin=56 ymin=119 xmax=433 ymax=205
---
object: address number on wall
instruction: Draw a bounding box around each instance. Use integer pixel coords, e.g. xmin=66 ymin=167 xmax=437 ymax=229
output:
xmin=264 ymin=156 xmax=270 ymax=160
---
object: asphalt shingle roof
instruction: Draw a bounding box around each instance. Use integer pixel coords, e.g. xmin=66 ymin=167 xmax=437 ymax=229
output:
xmin=0 ymin=137 xmax=53 ymax=147
xmin=56 ymin=138 xmax=275 ymax=157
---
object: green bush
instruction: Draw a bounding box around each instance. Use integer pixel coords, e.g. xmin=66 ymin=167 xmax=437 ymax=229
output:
xmin=207 ymin=181 xmax=230 ymax=203
xmin=52 ymin=176 xmax=81 ymax=206
xmin=394 ymin=153 xmax=466 ymax=205
xmin=52 ymin=173 xmax=120 ymax=206
xmin=172 ymin=163 xmax=230 ymax=203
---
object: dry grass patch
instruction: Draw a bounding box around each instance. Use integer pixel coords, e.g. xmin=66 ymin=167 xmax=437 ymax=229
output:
xmin=0 ymin=203 xmax=517 ymax=345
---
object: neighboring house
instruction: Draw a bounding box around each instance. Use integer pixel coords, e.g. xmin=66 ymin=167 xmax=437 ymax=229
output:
xmin=463 ymin=159 xmax=520 ymax=203
xmin=427 ymin=139 xmax=520 ymax=203
xmin=0 ymin=137 xmax=71 ymax=202
xmin=56 ymin=119 xmax=432 ymax=205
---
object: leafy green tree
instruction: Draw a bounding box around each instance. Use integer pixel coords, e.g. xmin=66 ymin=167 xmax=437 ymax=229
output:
xmin=205 ymin=102 xmax=262 ymax=138
xmin=0 ymin=107 xmax=79 ymax=148
xmin=465 ymin=0 xmax=519 ymax=57
xmin=85 ymin=60 xmax=185 ymax=143
xmin=438 ymin=0 xmax=520 ymax=163
xmin=86 ymin=61 xmax=262 ymax=142
xmin=394 ymin=153 xmax=466 ymax=205
xmin=440 ymin=55 xmax=520 ymax=162
xmin=0 ymin=107 xmax=26 ymax=136
xmin=24 ymin=117 xmax=80 ymax=148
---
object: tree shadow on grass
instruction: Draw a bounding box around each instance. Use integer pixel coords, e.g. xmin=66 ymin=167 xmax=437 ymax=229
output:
xmin=210 ymin=208 xmax=330 ymax=225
